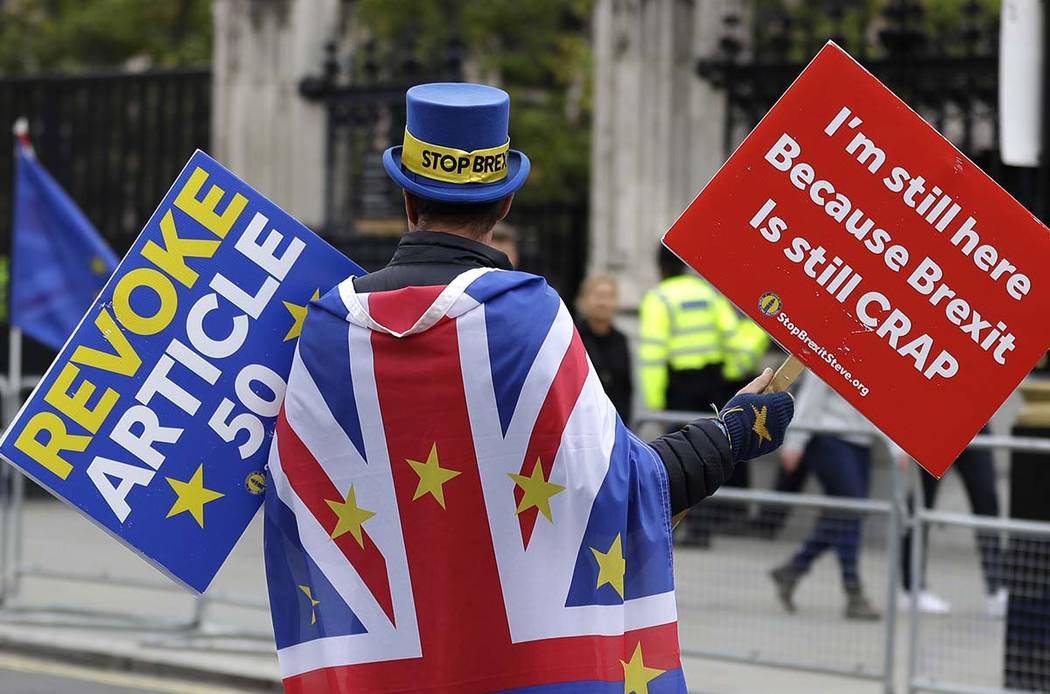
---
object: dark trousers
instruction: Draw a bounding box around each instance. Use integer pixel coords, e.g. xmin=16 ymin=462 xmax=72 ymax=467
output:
xmin=1006 ymin=590 xmax=1050 ymax=691
xmin=1004 ymin=425 xmax=1050 ymax=691
xmin=788 ymin=437 xmax=869 ymax=587
xmin=900 ymin=441 xmax=1003 ymax=594
xmin=755 ymin=459 xmax=810 ymax=533
xmin=775 ymin=460 xmax=809 ymax=493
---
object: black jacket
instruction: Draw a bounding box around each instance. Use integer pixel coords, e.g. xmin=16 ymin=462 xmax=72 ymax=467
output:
xmin=577 ymin=319 xmax=633 ymax=426
xmin=354 ymin=230 xmax=734 ymax=515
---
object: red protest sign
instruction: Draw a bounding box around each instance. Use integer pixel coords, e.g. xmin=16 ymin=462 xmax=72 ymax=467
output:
xmin=664 ymin=42 xmax=1050 ymax=477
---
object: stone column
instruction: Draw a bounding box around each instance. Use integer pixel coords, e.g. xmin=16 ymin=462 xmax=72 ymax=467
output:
xmin=589 ymin=0 xmax=735 ymax=307
xmin=211 ymin=0 xmax=342 ymax=229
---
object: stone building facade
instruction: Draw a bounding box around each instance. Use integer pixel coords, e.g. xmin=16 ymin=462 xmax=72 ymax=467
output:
xmin=210 ymin=0 xmax=737 ymax=304
xmin=210 ymin=0 xmax=345 ymax=229
xmin=589 ymin=0 xmax=738 ymax=307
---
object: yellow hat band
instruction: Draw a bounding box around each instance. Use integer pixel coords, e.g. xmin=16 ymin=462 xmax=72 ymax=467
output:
xmin=400 ymin=129 xmax=510 ymax=185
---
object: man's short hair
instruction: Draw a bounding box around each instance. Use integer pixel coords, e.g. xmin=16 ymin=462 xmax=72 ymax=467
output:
xmin=658 ymin=245 xmax=687 ymax=278
xmin=412 ymin=194 xmax=506 ymax=237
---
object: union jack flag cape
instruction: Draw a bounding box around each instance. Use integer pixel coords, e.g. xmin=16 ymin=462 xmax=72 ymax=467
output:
xmin=265 ymin=267 xmax=687 ymax=693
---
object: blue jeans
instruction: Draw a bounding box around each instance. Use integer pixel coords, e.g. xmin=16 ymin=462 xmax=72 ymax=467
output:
xmin=788 ymin=436 xmax=870 ymax=587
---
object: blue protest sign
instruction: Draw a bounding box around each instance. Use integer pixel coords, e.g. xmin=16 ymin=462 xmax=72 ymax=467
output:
xmin=0 ymin=151 xmax=364 ymax=592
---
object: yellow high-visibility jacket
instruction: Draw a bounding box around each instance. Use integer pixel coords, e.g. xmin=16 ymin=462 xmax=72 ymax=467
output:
xmin=639 ymin=275 xmax=739 ymax=411
xmin=722 ymin=318 xmax=771 ymax=382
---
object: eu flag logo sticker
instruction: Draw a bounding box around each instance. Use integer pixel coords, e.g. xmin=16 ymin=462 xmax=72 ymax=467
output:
xmin=0 ymin=150 xmax=364 ymax=592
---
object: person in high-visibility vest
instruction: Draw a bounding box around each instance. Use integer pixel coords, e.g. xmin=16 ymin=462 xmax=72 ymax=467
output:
xmin=640 ymin=247 xmax=752 ymax=546
xmin=639 ymin=247 xmax=740 ymax=415
xmin=722 ymin=319 xmax=772 ymax=398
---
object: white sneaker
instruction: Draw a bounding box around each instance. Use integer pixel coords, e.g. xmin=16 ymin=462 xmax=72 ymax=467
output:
xmin=985 ymin=588 xmax=1008 ymax=619
xmin=899 ymin=589 xmax=952 ymax=614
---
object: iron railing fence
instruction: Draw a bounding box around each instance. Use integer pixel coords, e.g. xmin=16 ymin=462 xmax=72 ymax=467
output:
xmin=0 ymin=68 xmax=211 ymax=376
xmin=0 ymin=69 xmax=212 ymax=257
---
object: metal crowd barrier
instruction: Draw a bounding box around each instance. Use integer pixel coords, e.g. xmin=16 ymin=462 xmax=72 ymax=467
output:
xmin=907 ymin=510 xmax=1050 ymax=694
xmin=643 ymin=409 xmax=1050 ymax=454
xmin=0 ymin=373 xmax=274 ymax=649
xmin=637 ymin=409 xmax=1050 ymax=694
xmin=675 ymin=486 xmax=900 ymax=686
xmin=1 ymin=386 xmax=1048 ymax=686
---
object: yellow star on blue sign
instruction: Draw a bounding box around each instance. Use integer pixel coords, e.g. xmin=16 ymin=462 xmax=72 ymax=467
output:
xmin=166 ymin=464 xmax=224 ymax=528
xmin=283 ymin=289 xmax=321 ymax=341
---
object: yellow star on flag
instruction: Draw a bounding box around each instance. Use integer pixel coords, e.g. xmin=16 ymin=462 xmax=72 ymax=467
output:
xmin=90 ymin=255 xmax=109 ymax=276
xmin=591 ymin=533 xmax=626 ymax=599
xmin=165 ymin=464 xmax=224 ymax=528
xmin=508 ymin=458 xmax=565 ymax=523
xmin=621 ymin=642 xmax=665 ymax=694
xmin=326 ymin=484 xmax=376 ymax=547
xmin=283 ymin=288 xmax=321 ymax=341
xmin=298 ymin=584 xmax=320 ymax=625
xmin=407 ymin=443 xmax=461 ymax=509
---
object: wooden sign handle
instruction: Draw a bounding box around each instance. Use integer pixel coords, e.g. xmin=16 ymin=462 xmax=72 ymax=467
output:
xmin=765 ymin=354 xmax=805 ymax=393
xmin=671 ymin=354 xmax=805 ymax=530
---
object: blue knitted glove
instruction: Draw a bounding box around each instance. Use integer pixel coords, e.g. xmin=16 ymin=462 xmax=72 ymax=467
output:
xmin=718 ymin=391 xmax=794 ymax=462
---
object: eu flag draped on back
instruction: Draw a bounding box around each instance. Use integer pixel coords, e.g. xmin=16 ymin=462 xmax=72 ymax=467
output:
xmin=265 ymin=267 xmax=687 ymax=693
xmin=11 ymin=134 xmax=118 ymax=350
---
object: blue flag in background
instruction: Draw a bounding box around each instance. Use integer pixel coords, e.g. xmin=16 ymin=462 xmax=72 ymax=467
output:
xmin=11 ymin=144 xmax=118 ymax=350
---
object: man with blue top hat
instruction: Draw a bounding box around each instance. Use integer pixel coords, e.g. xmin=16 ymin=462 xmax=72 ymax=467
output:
xmin=265 ymin=82 xmax=795 ymax=693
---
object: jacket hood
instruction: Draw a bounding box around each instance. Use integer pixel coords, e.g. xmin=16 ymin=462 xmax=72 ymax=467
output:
xmin=313 ymin=267 xmax=548 ymax=338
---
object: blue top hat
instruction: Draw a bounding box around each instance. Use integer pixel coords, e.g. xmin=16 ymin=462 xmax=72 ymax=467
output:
xmin=383 ymin=83 xmax=530 ymax=204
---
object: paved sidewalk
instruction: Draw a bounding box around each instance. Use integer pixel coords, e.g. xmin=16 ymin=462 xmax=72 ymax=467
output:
xmin=0 ymin=499 xmax=279 ymax=691
xmin=0 ymin=499 xmax=882 ymax=693
xmin=0 ymin=473 xmax=1013 ymax=694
